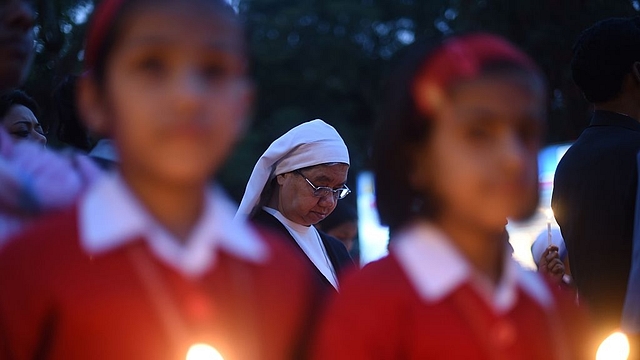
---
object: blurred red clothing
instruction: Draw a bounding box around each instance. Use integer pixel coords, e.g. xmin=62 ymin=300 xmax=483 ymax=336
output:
xmin=311 ymin=222 xmax=594 ymax=360
xmin=0 ymin=180 xmax=317 ymax=360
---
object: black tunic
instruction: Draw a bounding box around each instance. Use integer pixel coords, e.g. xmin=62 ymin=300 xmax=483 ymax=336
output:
xmin=251 ymin=209 xmax=354 ymax=293
xmin=552 ymin=110 xmax=640 ymax=335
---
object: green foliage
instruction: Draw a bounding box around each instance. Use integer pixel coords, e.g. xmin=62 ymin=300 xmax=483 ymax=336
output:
xmin=22 ymin=0 xmax=640 ymax=200
xmin=221 ymin=0 xmax=639 ymax=200
xmin=26 ymin=0 xmax=92 ymax=145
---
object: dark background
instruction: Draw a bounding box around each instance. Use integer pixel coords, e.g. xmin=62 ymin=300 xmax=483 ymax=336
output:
xmin=24 ymin=0 xmax=640 ymax=201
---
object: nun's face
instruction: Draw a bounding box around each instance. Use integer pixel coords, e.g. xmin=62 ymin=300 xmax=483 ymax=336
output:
xmin=276 ymin=164 xmax=349 ymax=226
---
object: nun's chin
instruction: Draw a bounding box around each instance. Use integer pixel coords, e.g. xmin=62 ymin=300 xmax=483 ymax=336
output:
xmin=308 ymin=211 xmax=328 ymax=224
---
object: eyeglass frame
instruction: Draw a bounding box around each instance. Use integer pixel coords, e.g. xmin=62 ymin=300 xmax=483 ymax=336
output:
xmin=293 ymin=170 xmax=351 ymax=200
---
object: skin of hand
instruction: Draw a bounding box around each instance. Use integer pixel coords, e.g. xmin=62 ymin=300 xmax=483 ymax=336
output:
xmin=538 ymin=245 xmax=565 ymax=284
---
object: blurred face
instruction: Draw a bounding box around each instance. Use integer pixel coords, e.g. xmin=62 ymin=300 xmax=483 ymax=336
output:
xmin=84 ymin=1 xmax=252 ymax=186
xmin=325 ymin=221 xmax=358 ymax=251
xmin=412 ymin=72 xmax=545 ymax=231
xmin=1 ymin=104 xmax=45 ymax=145
xmin=0 ymin=0 xmax=35 ymax=92
xmin=276 ymin=164 xmax=349 ymax=226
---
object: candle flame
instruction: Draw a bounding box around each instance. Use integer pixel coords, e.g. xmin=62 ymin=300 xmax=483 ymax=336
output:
xmin=544 ymin=208 xmax=554 ymax=220
xmin=596 ymin=331 xmax=630 ymax=360
xmin=186 ymin=343 xmax=224 ymax=360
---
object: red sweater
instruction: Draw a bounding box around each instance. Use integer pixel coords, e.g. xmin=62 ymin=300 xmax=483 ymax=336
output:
xmin=0 ymin=207 xmax=318 ymax=360
xmin=311 ymin=254 xmax=594 ymax=360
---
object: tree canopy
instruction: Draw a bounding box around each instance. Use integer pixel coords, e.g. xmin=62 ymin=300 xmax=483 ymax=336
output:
xmin=25 ymin=0 xmax=640 ymax=200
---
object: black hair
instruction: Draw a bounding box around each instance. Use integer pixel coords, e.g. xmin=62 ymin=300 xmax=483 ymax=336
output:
xmin=0 ymin=89 xmax=40 ymax=122
xmin=89 ymin=0 xmax=242 ymax=87
xmin=54 ymin=75 xmax=93 ymax=151
xmin=571 ymin=17 xmax=640 ymax=103
xmin=317 ymin=201 xmax=357 ymax=232
xmin=372 ymin=39 xmax=440 ymax=233
xmin=372 ymin=37 xmax=545 ymax=232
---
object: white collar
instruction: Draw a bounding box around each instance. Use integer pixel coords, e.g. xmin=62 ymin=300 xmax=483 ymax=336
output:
xmin=88 ymin=139 xmax=118 ymax=162
xmin=392 ymin=221 xmax=552 ymax=313
xmin=80 ymin=174 xmax=268 ymax=277
xmin=262 ymin=206 xmax=314 ymax=234
xmin=261 ymin=206 xmax=339 ymax=289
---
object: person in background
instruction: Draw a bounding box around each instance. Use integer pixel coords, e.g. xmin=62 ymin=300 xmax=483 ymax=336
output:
xmin=316 ymin=201 xmax=358 ymax=253
xmin=0 ymin=0 xmax=317 ymax=359
xmin=0 ymin=1 xmax=102 ymax=244
xmin=531 ymin=227 xmax=571 ymax=286
xmin=622 ymin=152 xmax=640 ymax=358
xmin=311 ymin=33 xmax=593 ymax=359
xmin=54 ymin=75 xmax=93 ymax=152
xmin=551 ymin=17 xmax=640 ymax=345
xmin=0 ymin=89 xmax=46 ymax=145
xmin=0 ymin=0 xmax=34 ymax=95
xmin=236 ymin=119 xmax=354 ymax=293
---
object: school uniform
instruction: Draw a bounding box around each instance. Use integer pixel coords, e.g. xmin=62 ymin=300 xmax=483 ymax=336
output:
xmin=311 ymin=222 xmax=592 ymax=360
xmin=0 ymin=174 xmax=317 ymax=360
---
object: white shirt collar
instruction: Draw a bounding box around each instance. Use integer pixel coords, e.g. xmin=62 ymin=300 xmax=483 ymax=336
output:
xmin=80 ymin=174 xmax=268 ymax=277
xmin=392 ymin=221 xmax=552 ymax=313
xmin=88 ymin=139 xmax=118 ymax=162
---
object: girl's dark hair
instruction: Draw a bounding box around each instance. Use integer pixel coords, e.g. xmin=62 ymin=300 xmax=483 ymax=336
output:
xmin=54 ymin=75 xmax=93 ymax=151
xmin=372 ymin=39 xmax=440 ymax=233
xmin=89 ymin=0 xmax=133 ymax=87
xmin=0 ymin=89 xmax=40 ymax=121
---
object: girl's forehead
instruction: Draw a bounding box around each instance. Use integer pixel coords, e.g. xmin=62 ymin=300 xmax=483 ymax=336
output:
xmin=442 ymin=75 xmax=546 ymax=123
xmin=117 ymin=1 xmax=243 ymax=46
xmin=415 ymin=72 xmax=544 ymax=129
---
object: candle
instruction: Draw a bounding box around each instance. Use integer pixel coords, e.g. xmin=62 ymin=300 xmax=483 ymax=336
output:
xmin=596 ymin=331 xmax=629 ymax=360
xmin=186 ymin=343 xmax=224 ymax=360
xmin=545 ymin=208 xmax=554 ymax=247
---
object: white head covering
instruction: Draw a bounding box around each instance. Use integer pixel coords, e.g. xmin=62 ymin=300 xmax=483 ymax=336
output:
xmin=236 ymin=119 xmax=350 ymax=219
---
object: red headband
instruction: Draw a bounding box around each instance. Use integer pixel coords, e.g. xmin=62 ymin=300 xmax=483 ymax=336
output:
xmin=84 ymin=0 xmax=128 ymax=70
xmin=413 ymin=33 xmax=539 ymax=117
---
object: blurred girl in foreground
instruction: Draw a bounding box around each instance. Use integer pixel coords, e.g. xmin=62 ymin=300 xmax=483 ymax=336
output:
xmin=311 ymin=34 xmax=593 ymax=359
xmin=0 ymin=1 xmax=316 ymax=359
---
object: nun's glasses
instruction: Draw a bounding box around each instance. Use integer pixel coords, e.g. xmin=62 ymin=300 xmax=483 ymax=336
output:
xmin=294 ymin=170 xmax=351 ymax=200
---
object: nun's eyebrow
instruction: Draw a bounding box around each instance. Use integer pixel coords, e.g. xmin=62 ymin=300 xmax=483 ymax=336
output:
xmin=312 ymin=174 xmax=347 ymax=186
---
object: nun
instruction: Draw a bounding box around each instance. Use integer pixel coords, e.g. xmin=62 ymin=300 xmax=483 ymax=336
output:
xmin=236 ymin=119 xmax=354 ymax=292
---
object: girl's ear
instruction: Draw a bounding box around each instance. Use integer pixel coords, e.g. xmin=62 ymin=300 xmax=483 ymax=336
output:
xmin=77 ymin=74 xmax=111 ymax=137
xmin=276 ymin=173 xmax=287 ymax=186
xmin=408 ymin=142 xmax=433 ymax=193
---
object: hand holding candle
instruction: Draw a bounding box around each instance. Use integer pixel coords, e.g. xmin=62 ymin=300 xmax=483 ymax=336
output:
xmin=545 ymin=208 xmax=554 ymax=247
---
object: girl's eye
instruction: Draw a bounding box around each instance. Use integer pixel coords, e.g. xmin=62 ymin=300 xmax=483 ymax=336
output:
xmin=200 ymin=54 xmax=244 ymax=82
xmin=517 ymin=121 xmax=542 ymax=147
xmin=11 ymin=130 xmax=29 ymax=138
xmin=466 ymin=125 xmax=493 ymax=141
xmin=137 ymin=56 xmax=166 ymax=76
xmin=202 ymin=64 xmax=226 ymax=80
xmin=201 ymin=57 xmax=239 ymax=81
